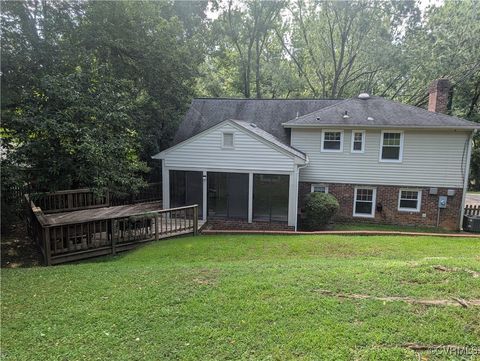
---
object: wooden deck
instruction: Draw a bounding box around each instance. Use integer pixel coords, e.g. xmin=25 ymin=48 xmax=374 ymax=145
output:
xmin=25 ymin=191 xmax=201 ymax=265
xmin=44 ymin=202 xmax=165 ymax=225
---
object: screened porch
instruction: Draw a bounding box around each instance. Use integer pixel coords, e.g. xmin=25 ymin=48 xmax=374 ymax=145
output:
xmin=168 ymin=170 xmax=291 ymax=225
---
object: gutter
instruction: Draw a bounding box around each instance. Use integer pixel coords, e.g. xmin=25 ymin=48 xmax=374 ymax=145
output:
xmin=459 ymin=130 xmax=476 ymax=230
xmin=282 ymin=124 xmax=480 ymax=131
xmin=294 ymin=156 xmax=310 ymax=232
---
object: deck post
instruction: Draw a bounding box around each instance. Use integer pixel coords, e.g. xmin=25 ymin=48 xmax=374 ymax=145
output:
xmin=43 ymin=227 xmax=52 ymax=266
xmin=248 ymin=172 xmax=253 ymax=223
xmin=155 ymin=215 xmax=159 ymax=240
xmin=193 ymin=205 xmax=199 ymax=236
xmin=110 ymin=219 xmax=116 ymax=255
xmin=67 ymin=194 xmax=73 ymax=210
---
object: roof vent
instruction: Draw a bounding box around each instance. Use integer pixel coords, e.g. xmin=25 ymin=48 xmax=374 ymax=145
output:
xmin=358 ymin=93 xmax=370 ymax=99
xmin=250 ymin=122 xmax=257 ymax=128
xmin=367 ymin=116 xmax=374 ymax=121
xmin=343 ymin=111 xmax=349 ymax=119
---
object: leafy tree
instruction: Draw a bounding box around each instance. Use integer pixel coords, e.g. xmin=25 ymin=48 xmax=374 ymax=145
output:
xmin=1 ymin=0 xmax=206 ymax=193
xmin=199 ymin=0 xmax=286 ymax=98
xmin=5 ymin=58 xmax=148 ymax=192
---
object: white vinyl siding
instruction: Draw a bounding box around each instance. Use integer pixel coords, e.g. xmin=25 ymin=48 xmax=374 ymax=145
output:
xmin=163 ymin=123 xmax=296 ymax=173
xmin=291 ymin=128 xmax=469 ymax=188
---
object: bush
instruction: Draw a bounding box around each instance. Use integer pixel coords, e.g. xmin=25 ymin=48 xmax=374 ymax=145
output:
xmin=303 ymin=192 xmax=339 ymax=230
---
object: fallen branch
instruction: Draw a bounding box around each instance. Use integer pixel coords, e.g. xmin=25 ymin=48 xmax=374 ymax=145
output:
xmin=402 ymin=343 xmax=473 ymax=352
xmin=433 ymin=265 xmax=480 ymax=278
xmin=315 ymin=289 xmax=480 ymax=307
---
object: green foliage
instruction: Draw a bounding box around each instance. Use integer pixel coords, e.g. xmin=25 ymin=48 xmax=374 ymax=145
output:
xmin=303 ymin=192 xmax=339 ymax=230
xmin=1 ymin=0 xmax=206 ymax=193
xmin=6 ymin=58 xmax=149 ymax=192
xmin=2 ymin=234 xmax=480 ymax=359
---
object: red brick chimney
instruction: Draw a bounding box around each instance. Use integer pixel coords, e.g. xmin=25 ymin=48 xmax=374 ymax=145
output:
xmin=428 ymin=78 xmax=451 ymax=113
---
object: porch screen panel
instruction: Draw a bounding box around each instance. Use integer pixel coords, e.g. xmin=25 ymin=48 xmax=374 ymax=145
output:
xmin=227 ymin=173 xmax=248 ymax=218
xmin=207 ymin=172 xmax=227 ymax=218
xmin=253 ymin=174 xmax=289 ymax=222
xmin=169 ymin=170 xmax=203 ymax=217
xmin=207 ymin=172 xmax=248 ymax=219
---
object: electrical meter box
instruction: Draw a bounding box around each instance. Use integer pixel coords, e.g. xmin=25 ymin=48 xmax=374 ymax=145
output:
xmin=438 ymin=196 xmax=447 ymax=209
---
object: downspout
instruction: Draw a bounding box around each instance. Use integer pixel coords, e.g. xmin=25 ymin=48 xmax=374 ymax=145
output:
xmin=294 ymin=156 xmax=310 ymax=232
xmin=459 ymin=130 xmax=475 ymax=230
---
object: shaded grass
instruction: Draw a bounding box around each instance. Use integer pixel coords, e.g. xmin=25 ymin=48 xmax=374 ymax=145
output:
xmin=2 ymin=234 xmax=480 ymax=360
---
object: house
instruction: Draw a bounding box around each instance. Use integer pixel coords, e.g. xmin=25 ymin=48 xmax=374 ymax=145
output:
xmin=152 ymin=79 xmax=479 ymax=230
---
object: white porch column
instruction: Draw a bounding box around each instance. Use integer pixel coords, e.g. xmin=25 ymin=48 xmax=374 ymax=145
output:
xmin=202 ymin=171 xmax=207 ymax=222
xmin=288 ymin=168 xmax=299 ymax=228
xmin=161 ymin=161 xmax=170 ymax=209
xmin=248 ymin=172 xmax=254 ymax=223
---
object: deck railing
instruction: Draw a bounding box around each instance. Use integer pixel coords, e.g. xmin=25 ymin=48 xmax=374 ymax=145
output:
xmin=31 ymin=189 xmax=110 ymax=214
xmin=25 ymin=194 xmax=198 ymax=265
xmin=110 ymin=182 xmax=163 ymax=206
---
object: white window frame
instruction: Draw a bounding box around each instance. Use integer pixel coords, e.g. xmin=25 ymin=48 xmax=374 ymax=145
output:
xmin=222 ymin=132 xmax=234 ymax=149
xmin=398 ymin=189 xmax=422 ymax=212
xmin=321 ymin=129 xmax=344 ymax=152
xmin=353 ymin=187 xmax=377 ymax=218
xmin=311 ymin=184 xmax=329 ymax=193
xmin=351 ymin=130 xmax=365 ymax=153
xmin=379 ymin=130 xmax=404 ymax=163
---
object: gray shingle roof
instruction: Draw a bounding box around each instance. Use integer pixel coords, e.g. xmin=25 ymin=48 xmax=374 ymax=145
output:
xmin=230 ymin=120 xmax=306 ymax=160
xmin=283 ymin=96 xmax=479 ymax=129
xmin=173 ymin=98 xmax=340 ymax=145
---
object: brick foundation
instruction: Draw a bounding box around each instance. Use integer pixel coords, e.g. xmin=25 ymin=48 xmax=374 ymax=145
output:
xmin=299 ymin=182 xmax=463 ymax=230
xmin=203 ymin=219 xmax=294 ymax=231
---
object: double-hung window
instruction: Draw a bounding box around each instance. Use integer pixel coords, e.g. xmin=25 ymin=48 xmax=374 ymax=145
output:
xmin=353 ymin=187 xmax=376 ymax=218
xmin=380 ymin=131 xmax=403 ymax=162
xmin=321 ymin=130 xmax=343 ymax=152
xmin=398 ymin=189 xmax=421 ymax=212
xmin=351 ymin=130 xmax=365 ymax=153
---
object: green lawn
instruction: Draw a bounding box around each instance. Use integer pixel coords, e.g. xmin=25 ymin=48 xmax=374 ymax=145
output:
xmin=2 ymin=234 xmax=480 ymax=360
xmin=332 ymin=223 xmax=457 ymax=233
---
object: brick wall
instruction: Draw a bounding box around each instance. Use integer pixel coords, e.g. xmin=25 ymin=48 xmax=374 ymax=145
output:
xmin=299 ymin=182 xmax=463 ymax=230
xmin=204 ymin=219 xmax=294 ymax=231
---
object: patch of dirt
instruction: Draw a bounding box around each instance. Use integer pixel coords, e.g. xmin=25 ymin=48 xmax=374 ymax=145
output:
xmin=1 ymin=223 xmax=42 ymax=268
xmin=315 ymin=289 xmax=480 ymax=308
xmin=192 ymin=268 xmax=221 ymax=286
xmin=433 ymin=265 xmax=480 ymax=278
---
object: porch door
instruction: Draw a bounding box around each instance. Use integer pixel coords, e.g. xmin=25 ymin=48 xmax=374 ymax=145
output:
xmin=207 ymin=172 xmax=248 ymax=219
xmin=253 ymin=174 xmax=289 ymax=222
xmin=169 ymin=170 xmax=203 ymax=217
